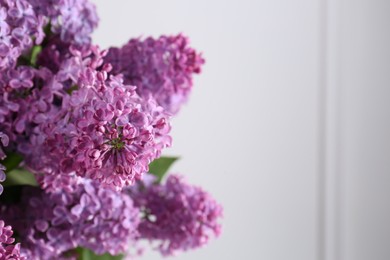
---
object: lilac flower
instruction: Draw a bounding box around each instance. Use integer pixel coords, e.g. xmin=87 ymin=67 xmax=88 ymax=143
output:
xmin=0 ymin=166 xmax=5 ymax=196
xmin=18 ymin=46 xmax=172 ymax=190
xmin=0 ymin=0 xmax=42 ymax=71
xmin=58 ymin=0 xmax=99 ymax=44
xmin=29 ymin=0 xmax=99 ymax=45
xmin=129 ymin=174 xmax=223 ymax=256
xmin=0 ymin=65 xmax=74 ymax=193
xmin=0 ymin=132 xmax=8 ymax=196
xmin=0 ymin=42 xmax=170 ymax=191
xmin=105 ymin=34 xmax=205 ymax=115
xmin=0 ymin=66 xmax=58 ymax=145
xmin=0 ymin=220 xmax=24 ymax=260
xmin=0 ymin=0 xmax=97 ymax=72
xmin=8 ymin=66 xmax=34 ymax=89
xmin=0 ymin=8 xmax=9 ymax=31
xmin=1 ymin=178 xmax=140 ymax=259
xmin=0 ymin=132 xmax=8 ymax=161
xmin=35 ymin=36 xmax=68 ymax=72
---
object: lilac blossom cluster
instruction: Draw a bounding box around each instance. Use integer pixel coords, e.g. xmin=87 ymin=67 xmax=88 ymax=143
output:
xmin=29 ymin=0 xmax=99 ymax=45
xmin=0 ymin=220 xmax=24 ymax=259
xmin=105 ymin=35 xmax=205 ymax=115
xmin=0 ymin=34 xmax=171 ymax=191
xmin=0 ymin=0 xmax=221 ymax=258
xmin=0 ymin=0 xmax=44 ymax=71
xmin=129 ymin=174 xmax=223 ymax=256
xmin=1 ymin=179 xmax=140 ymax=259
xmin=14 ymin=46 xmax=172 ymax=191
xmin=0 ymin=0 xmax=98 ymax=72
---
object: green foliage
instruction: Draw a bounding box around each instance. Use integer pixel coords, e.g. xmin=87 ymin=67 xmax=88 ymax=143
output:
xmin=76 ymin=248 xmax=123 ymax=260
xmin=2 ymin=153 xmax=23 ymax=173
xmin=148 ymin=156 xmax=179 ymax=183
xmin=30 ymin=45 xmax=42 ymax=67
xmin=3 ymin=168 xmax=38 ymax=187
xmin=66 ymin=85 xmax=79 ymax=94
xmin=17 ymin=45 xmax=42 ymax=67
xmin=1 ymin=152 xmax=37 ymax=187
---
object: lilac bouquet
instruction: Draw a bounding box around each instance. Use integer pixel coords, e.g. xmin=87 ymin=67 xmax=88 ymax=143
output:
xmin=0 ymin=0 xmax=223 ymax=259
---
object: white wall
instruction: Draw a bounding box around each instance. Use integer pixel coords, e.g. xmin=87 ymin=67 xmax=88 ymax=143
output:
xmin=91 ymin=1 xmax=390 ymax=260
xmin=325 ymin=0 xmax=390 ymax=260
xmin=330 ymin=0 xmax=390 ymax=259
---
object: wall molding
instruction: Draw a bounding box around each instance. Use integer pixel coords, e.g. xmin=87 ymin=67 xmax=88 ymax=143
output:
xmin=322 ymin=0 xmax=343 ymax=259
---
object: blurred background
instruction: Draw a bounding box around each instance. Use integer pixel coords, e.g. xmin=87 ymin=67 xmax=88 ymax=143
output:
xmin=91 ymin=0 xmax=390 ymax=259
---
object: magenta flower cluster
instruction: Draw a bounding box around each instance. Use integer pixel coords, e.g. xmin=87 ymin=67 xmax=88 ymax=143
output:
xmin=105 ymin=35 xmax=204 ymax=115
xmin=0 ymin=0 xmax=44 ymax=71
xmin=0 ymin=0 xmax=221 ymax=259
xmin=0 ymin=0 xmax=97 ymax=72
xmin=129 ymin=174 xmax=223 ymax=256
xmin=29 ymin=0 xmax=98 ymax=45
xmin=14 ymin=46 xmax=172 ymax=191
xmin=0 ymin=220 xmax=24 ymax=259
xmin=1 ymin=179 xmax=140 ymax=259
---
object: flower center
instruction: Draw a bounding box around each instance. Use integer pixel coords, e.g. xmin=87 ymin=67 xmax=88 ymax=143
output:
xmin=109 ymin=137 xmax=125 ymax=150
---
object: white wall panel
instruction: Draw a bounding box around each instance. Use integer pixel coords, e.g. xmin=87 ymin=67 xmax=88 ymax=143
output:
xmin=325 ymin=0 xmax=390 ymax=260
xmin=339 ymin=1 xmax=390 ymax=259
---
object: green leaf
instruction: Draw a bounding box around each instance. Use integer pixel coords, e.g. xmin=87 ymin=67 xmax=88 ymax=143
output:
xmin=43 ymin=23 xmax=52 ymax=37
xmin=148 ymin=156 xmax=179 ymax=183
xmin=3 ymin=168 xmax=38 ymax=187
xmin=16 ymin=45 xmax=42 ymax=68
xmin=76 ymin=247 xmax=123 ymax=260
xmin=1 ymin=153 xmax=37 ymax=187
xmin=2 ymin=153 xmax=23 ymax=172
xmin=30 ymin=45 xmax=42 ymax=67
xmin=66 ymin=85 xmax=79 ymax=94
